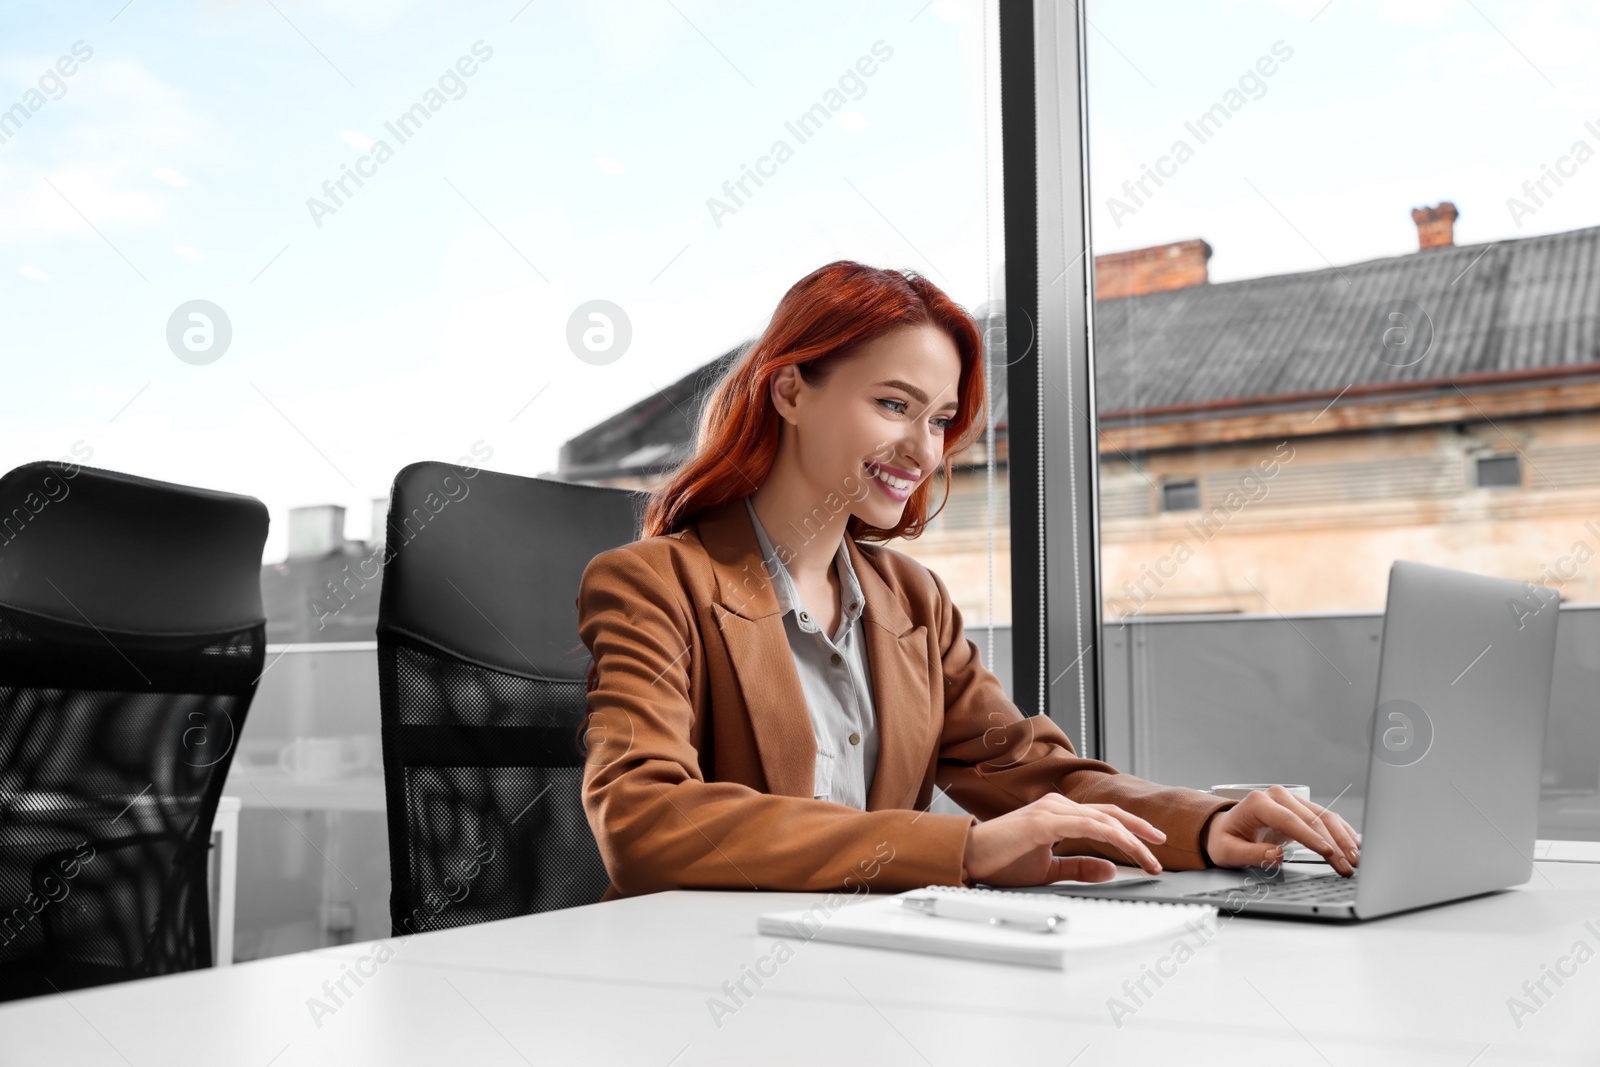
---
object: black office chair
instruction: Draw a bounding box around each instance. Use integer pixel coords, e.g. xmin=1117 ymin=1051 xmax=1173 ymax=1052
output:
xmin=376 ymin=462 xmax=645 ymax=936
xmin=0 ymin=462 xmax=267 ymax=1001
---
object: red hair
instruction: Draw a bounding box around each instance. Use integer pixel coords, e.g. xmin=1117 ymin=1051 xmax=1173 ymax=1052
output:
xmin=642 ymin=259 xmax=989 ymax=542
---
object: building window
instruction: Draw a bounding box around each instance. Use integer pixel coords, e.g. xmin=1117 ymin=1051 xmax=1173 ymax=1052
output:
xmin=1160 ymin=479 xmax=1200 ymax=512
xmin=1474 ymin=453 xmax=1522 ymax=489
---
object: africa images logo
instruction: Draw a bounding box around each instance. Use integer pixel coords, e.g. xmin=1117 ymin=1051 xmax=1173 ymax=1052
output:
xmin=1365 ymin=299 xmax=1434 ymax=369
xmin=1368 ymin=698 xmax=1433 ymax=767
xmin=166 ymin=300 xmax=233 ymax=365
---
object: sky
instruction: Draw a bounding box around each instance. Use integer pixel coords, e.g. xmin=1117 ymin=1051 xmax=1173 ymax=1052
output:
xmin=2 ymin=0 xmax=1597 ymax=562
xmin=1084 ymin=0 xmax=1600 ymax=282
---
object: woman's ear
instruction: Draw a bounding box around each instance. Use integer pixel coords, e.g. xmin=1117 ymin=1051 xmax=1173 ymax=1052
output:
xmin=769 ymin=365 xmax=803 ymax=426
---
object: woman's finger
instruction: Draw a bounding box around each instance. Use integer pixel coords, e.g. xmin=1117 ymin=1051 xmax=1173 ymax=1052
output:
xmin=1303 ymin=803 xmax=1360 ymax=864
xmin=1084 ymin=802 xmax=1168 ymax=844
xmin=1015 ymin=795 xmax=1164 ymax=873
xmin=1273 ymin=789 xmax=1360 ymax=866
xmin=1068 ymin=801 xmax=1161 ymax=846
xmin=1046 ymin=810 xmax=1163 ymax=874
xmin=1048 ymin=855 xmax=1118 ymax=883
xmin=1248 ymin=793 xmax=1351 ymax=875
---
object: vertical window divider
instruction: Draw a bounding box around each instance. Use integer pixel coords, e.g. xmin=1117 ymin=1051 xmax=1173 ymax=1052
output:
xmin=1000 ymin=0 xmax=1105 ymax=758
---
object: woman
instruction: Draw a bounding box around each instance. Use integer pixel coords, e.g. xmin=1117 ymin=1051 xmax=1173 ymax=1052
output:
xmin=576 ymin=260 xmax=1359 ymax=900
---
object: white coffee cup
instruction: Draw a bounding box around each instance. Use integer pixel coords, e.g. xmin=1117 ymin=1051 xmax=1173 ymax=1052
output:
xmin=1210 ymin=783 xmax=1312 ymax=803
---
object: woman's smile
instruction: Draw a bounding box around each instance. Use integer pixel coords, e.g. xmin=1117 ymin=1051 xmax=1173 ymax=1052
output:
xmin=864 ymin=460 xmax=916 ymax=502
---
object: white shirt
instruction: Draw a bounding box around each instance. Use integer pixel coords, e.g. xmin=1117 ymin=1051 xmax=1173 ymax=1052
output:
xmin=742 ymin=495 xmax=879 ymax=809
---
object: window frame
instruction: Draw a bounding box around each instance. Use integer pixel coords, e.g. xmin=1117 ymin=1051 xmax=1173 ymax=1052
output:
xmin=1000 ymin=0 xmax=1105 ymax=757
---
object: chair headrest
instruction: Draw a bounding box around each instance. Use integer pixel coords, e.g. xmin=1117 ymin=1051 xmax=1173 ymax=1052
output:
xmin=0 ymin=461 xmax=268 ymax=635
xmin=377 ymin=461 xmax=646 ymax=678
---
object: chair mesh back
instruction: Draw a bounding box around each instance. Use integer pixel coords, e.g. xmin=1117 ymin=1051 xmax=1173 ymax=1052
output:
xmin=0 ymin=604 xmax=262 ymax=1001
xmin=377 ymin=464 xmax=645 ymax=935
xmin=0 ymin=461 xmax=266 ymax=1003
xmin=379 ymin=635 xmax=609 ymax=932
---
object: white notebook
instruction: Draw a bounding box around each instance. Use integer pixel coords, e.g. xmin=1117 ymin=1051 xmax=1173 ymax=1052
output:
xmin=757 ymin=885 xmax=1215 ymax=970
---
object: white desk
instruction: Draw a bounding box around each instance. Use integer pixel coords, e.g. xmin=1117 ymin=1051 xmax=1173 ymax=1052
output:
xmin=3 ymin=858 xmax=1598 ymax=1065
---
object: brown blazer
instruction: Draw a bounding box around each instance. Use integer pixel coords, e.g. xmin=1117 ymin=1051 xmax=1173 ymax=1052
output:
xmin=576 ymin=495 xmax=1233 ymax=900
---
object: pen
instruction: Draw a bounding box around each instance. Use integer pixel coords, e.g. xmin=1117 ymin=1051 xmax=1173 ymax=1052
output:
xmin=897 ymin=895 xmax=1067 ymax=934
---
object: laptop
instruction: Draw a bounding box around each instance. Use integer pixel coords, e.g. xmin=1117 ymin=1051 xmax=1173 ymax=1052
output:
xmin=1039 ymin=560 xmax=1560 ymax=921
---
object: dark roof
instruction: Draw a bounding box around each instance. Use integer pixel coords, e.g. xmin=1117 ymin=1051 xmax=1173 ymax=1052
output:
xmin=1094 ymin=224 xmax=1600 ymax=417
xmin=557 ymin=345 xmax=743 ymax=481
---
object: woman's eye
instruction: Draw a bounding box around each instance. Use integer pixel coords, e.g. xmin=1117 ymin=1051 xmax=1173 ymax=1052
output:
xmin=880 ymin=398 xmax=953 ymax=430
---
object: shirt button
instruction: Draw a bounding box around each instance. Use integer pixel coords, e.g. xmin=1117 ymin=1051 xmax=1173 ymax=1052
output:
xmin=830 ymin=652 xmax=842 ymax=666
xmin=849 ymin=732 xmax=860 ymax=745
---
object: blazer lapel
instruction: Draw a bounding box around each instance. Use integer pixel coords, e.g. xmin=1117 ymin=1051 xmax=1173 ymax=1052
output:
xmin=848 ymin=535 xmax=931 ymax=811
xmin=695 ymin=497 xmax=932 ymax=809
xmin=697 ymin=498 xmax=816 ymax=797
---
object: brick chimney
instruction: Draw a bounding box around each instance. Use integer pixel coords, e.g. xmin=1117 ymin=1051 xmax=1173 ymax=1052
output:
xmin=1094 ymin=240 xmax=1212 ymax=301
xmin=1411 ymin=201 xmax=1458 ymax=250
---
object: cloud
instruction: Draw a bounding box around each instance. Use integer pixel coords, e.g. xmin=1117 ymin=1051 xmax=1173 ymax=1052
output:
xmin=317 ymin=0 xmax=425 ymax=32
xmin=1538 ymin=86 xmax=1600 ymax=111
xmin=0 ymin=59 xmax=206 ymax=241
xmin=2 ymin=165 xmax=167 ymax=240
xmin=560 ymin=0 xmax=688 ymax=80
xmin=1237 ymin=0 xmax=1455 ymax=26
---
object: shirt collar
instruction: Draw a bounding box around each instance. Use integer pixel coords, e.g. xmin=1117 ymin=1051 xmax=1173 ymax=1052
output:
xmin=742 ymin=494 xmax=865 ymax=632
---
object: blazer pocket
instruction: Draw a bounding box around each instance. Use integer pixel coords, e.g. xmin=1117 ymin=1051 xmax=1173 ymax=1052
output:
xmin=813 ymin=750 xmax=835 ymax=800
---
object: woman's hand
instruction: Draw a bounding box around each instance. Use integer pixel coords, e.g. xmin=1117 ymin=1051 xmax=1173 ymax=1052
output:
xmin=962 ymin=794 xmax=1167 ymax=887
xmin=1201 ymin=786 xmax=1361 ymax=876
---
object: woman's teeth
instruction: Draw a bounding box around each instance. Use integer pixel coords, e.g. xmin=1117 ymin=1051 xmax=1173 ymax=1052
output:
xmin=865 ymin=462 xmax=913 ymax=491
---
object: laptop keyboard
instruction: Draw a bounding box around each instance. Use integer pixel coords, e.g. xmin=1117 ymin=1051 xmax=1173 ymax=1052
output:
xmin=1185 ymin=871 xmax=1358 ymax=906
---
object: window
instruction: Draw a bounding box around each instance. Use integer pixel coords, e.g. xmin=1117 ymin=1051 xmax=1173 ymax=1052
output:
xmin=3 ymin=4 xmax=1013 ymax=957
xmin=1159 ymin=479 xmax=1200 ymax=512
xmin=1083 ymin=0 xmax=1600 ymax=842
xmin=1474 ymin=453 xmax=1522 ymax=489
